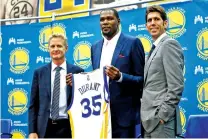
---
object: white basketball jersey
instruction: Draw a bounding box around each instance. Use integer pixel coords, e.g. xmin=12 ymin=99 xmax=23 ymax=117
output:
xmin=67 ymin=68 xmax=111 ymax=139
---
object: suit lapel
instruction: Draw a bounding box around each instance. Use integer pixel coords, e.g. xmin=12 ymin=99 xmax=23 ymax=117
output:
xmin=95 ymin=40 xmax=104 ymax=69
xmin=46 ymin=63 xmax=52 ymax=98
xmin=111 ymin=33 xmax=125 ymax=66
xmin=144 ymin=36 xmax=169 ymax=83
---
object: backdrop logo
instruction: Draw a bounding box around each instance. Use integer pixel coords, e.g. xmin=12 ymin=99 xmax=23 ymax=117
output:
xmin=179 ymin=106 xmax=186 ymax=134
xmin=9 ymin=47 xmax=29 ymax=74
xmin=8 ymin=88 xmax=28 ymax=115
xmin=9 ymin=37 xmax=16 ymax=45
xmin=197 ymin=78 xmax=208 ymax=112
xmin=73 ymin=41 xmax=91 ymax=69
xmin=137 ymin=34 xmax=152 ymax=56
xmin=129 ymin=24 xmax=137 ymax=32
xmin=39 ymin=23 xmax=66 ymax=52
xmin=196 ymin=27 xmax=208 ymax=60
xmin=11 ymin=129 xmax=26 ymax=139
xmin=195 ymin=65 xmax=204 ymax=75
xmin=166 ymin=7 xmax=186 ymax=38
xmin=7 ymin=78 xmax=14 ymax=85
xmin=194 ymin=15 xmax=203 ymax=24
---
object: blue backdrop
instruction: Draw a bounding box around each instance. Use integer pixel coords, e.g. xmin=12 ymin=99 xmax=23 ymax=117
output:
xmin=1 ymin=1 xmax=208 ymax=138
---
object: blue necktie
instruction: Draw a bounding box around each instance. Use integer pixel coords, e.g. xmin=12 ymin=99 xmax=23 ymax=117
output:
xmin=51 ymin=66 xmax=62 ymax=120
xmin=148 ymin=44 xmax=156 ymax=58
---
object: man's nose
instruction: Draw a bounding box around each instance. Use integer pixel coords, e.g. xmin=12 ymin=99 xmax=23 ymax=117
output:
xmin=150 ymin=19 xmax=156 ymax=25
xmin=103 ymin=19 xmax=109 ymax=24
xmin=54 ymin=46 xmax=58 ymax=50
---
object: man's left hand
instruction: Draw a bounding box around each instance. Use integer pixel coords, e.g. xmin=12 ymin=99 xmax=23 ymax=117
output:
xmin=105 ymin=65 xmax=121 ymax=80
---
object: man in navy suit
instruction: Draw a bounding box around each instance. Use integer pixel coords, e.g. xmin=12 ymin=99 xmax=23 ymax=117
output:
xmin=28 ymin=34 xmax=84 ymax=138
xmin=91 ymin=8 xmax=145 ymax=138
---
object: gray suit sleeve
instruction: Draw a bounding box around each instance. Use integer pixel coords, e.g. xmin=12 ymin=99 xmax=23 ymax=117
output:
xmin=158 ymin=39 xmax=184 ymax=122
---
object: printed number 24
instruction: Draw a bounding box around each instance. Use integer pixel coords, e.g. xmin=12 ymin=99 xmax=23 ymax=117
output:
xmin=80 ymin=94 xmax=101 ymax=118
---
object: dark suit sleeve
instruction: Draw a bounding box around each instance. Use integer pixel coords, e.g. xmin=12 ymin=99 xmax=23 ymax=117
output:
xmin=28 ymin=70 xmax=39 ymax=133
xmin=158 ymin=39 xmax=184 ymax=122
xmin=122 ymin=38 xmax=145 ymax=84
xmin=75 ymin=66 xmax=84 ymax=73
xmin=91 ymin=44 xmax=95 ymax=70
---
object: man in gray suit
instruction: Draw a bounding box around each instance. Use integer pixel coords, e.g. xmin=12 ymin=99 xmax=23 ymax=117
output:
xmin=141 ymin=5 xmax=184 ymax=138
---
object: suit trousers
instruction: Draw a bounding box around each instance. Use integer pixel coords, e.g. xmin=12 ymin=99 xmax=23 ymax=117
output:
xmin=144 ymin=118 xmax=175 ymax=138
xmin=112 ymin=120 xmax=135 ymax=138
xmin=44 ymin=118 xmax=71 ymax=138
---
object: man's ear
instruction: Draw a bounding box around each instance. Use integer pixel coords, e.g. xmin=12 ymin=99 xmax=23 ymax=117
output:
xmin=118 ymin=18 xmax=120 ymax=24
xmin=164 ymin=20 xmax=168 ymax=30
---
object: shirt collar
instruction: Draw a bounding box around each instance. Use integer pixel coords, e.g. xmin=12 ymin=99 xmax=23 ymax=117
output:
xmin=103 ymin=31 xmax=121 ymax=46
xmin=51 ymin=60 xmax=66 ymax=71
xmin=153 ymin=33 xmax=167 ymax=47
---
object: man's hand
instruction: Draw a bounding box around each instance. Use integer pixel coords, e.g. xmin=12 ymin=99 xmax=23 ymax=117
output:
xmin=66 ymin=73 xmax=73 ymax=86
xmin=29 ymin=133 xmax=38 ymax=139
xmin=105 ymin=65 xmax=121 ymax=80
xmin=160 ymin=119 xmax=164 ymax=124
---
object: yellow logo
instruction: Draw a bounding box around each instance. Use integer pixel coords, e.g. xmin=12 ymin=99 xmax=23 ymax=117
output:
xmin=39 ymin=23 xmax=66 ymax=52
xmin=73 ymin=41 xmax=91 ymax=69
xmin=179 ymin=106 xmax=186 ymax=134
xmin=197 ymin=78 xmax=208 ymax=112
xmin=11 ymin=129 xmax=26 ymax=139
xmin=196 ymin=27 xmax=208 ymax=60
xmin=8 ymin=88 xmax=28 ymax=115
xmin=137 ymin=34 xmax=152 ymax=56
xmin=9 ymin=47 xmax=29 ymax=74
xmin=166 ymin=7 xmax=186 ymax=38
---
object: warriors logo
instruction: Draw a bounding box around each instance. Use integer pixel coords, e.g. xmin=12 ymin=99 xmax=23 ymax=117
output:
xmin=137 ymin=34 xmax=152 ymax=56
xmin=39 ymin=23 xmax=66 ymax=52
xmin=179 ymin=106 xmax=186 ymax=134
xmin=197 ymin=78 xmax=208 ymax=112
xmin=8 ymin=88 xmax=28 ymax=115
xmin=73 ymin=41 xmax=91 ymax=69
xmin=9 ymin=47 xmax=29 ymax=74
xmin=11 ymin=129 xmax=26 ymax=139
xmin=166 ymin=7 xmax=186 ymax=38
xmin=196 ymin=27 xmax=208 ymax=60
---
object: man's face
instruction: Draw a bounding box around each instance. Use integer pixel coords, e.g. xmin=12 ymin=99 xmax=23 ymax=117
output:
xmin=146 ymin=12 xmax=168 ymax=41
xmin=48 ymin=37 xmax=67 ymax=61
xmin=100 ymin=10 xmax=120 ymax=38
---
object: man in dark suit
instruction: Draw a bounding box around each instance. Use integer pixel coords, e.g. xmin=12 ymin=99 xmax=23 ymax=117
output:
xmin=91 ymin=8 xmax=145 ymax=138
xmin=28 ymin=34 xmax=84 ymax=138
xmin=141 ymin=5 xmax=184 ymax=138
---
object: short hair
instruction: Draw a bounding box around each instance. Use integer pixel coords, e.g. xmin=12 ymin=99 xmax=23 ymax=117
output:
xmin=100 ymin=8 xmax=120 ymax=20
xmin=145 ymin=5 xmax=167 ymax=22
xmin=48 ymin=33 xmax=68 ymax=47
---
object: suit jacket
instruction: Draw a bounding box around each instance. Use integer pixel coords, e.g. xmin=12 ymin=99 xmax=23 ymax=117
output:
xmin=141 ymin=35 xmax=184 ymax=134
xmin=91 ymin=33 xmax=145 ymax=127
xmin=28 ymin=62 xmax=84 ymax=138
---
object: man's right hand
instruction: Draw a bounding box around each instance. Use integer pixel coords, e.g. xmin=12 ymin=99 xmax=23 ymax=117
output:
xmin=29 ymin=133 xmax=38 ymax=139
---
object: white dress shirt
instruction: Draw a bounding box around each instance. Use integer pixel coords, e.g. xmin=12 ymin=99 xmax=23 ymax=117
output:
xmin=50 ymin=61 xmax=68 ymax=119
xmin=100 ymin=31 xmax=123 ymax=82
